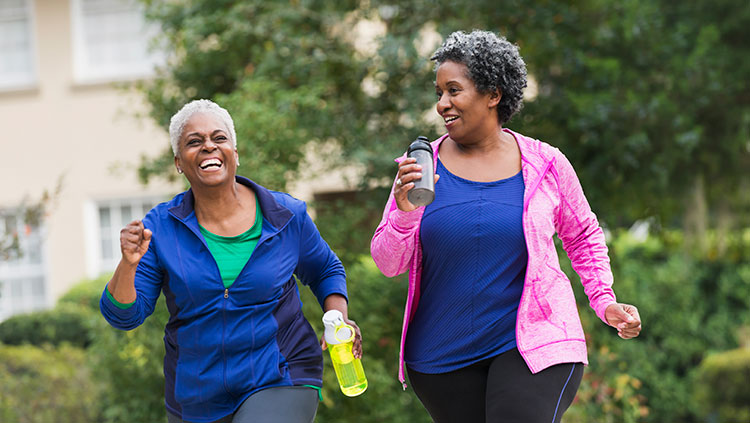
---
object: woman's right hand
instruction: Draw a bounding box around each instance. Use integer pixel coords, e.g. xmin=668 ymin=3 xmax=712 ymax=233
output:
xmin=120 ymin=220 xmax=152 ymax=265
xmin=394 ymin=158 xmax=439 ymax=212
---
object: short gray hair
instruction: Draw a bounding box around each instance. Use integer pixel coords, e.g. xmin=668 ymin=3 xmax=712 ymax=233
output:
xmin=431 ymin=30 xmax=527 ymax=125
xmin=168 ymin=99 xmax=237 ymax=156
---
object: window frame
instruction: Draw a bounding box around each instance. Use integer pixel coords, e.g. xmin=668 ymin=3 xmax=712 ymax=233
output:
xmin=84 ymin=196 xmax=162 ymax=278
xmin=0 ymin=0 xmax=38 ymax=92
xmin=0 ymin=207 xmax=49 ymax=321
xmin=70 ymin=0 xmax=163 ymax=84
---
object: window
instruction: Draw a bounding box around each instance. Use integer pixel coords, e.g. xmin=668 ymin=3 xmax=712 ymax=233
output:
xmin=71 ymin=0 xmax=163 ymax=83
xmin=0 ymin=209 xmax=47 ymax=321
xmin=88 ymin=197 xmax=160 ymax=276
xmin=0 ymin=0 xmax=36 ymax=90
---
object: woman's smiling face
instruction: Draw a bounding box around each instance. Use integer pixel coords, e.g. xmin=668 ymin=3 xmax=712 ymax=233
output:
xmin=435 ymin=60 xmax=500 ymax=143
xmin=175 ymin=112 xmax=238 ymax=188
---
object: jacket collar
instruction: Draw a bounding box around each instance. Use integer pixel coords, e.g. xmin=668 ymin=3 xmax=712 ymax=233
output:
xmin=168 ymin=175 xmax=293 ymax=230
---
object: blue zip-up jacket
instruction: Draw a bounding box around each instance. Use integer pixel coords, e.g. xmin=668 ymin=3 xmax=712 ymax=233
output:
xmin=100 ymin=176 xmax=347 ymax=422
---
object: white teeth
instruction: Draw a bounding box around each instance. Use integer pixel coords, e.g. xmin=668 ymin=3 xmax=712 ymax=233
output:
xmin=200 ymin=158 xmax=222 ymax=169
xmin=445 ymin=116 xmax=458 ymax=123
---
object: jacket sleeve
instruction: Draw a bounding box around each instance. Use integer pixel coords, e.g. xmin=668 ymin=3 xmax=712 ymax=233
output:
xmin=100 ymin=215 xmax=164 ymax=331
xmin=370 ymin=163 xmax=423 ymax=278
xmin=552 ymin=150 xmax=617 ymax=324
xmin=294 ymin=202 xmax=348 ymax=308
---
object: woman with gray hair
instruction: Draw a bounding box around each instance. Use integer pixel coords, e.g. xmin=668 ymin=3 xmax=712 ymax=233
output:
xmin=371 ymin=30 xmax=641 ymax=422
xmin=100 ymin=99 xmax=362 ymax=423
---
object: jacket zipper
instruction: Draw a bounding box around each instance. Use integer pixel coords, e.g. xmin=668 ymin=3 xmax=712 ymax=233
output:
xmin=222 ymin=288 xmax=231 ymax=395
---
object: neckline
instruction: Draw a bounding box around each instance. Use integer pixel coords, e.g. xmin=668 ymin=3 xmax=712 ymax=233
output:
xmin=436 ymin=157 xmax=522 ymax=185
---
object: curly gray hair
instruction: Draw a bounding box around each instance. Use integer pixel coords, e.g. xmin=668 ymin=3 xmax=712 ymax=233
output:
xmin=431 ymin=30 xmax=527 ymax=125
xmin=168 ymin=99 xmax=237 ymax=156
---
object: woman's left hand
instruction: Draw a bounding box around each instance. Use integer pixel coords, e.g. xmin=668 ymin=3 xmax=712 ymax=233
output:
xmin=320 ymin=317 xmax=363 ymax=359
xmin=605 ymin=303 xmax=642 ymax=339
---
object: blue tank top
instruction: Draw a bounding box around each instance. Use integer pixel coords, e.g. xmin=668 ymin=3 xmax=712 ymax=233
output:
xmin=404 ymin=158 xmax=527 ymax=373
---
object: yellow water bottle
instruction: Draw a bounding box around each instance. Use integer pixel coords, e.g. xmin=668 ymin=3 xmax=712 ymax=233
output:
xmin=322 ymin=310 xmax=368 ymax=397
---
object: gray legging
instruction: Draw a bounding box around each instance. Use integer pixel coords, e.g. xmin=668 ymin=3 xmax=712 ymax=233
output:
xmin=167 ymin=386 xmax=319 ymax=423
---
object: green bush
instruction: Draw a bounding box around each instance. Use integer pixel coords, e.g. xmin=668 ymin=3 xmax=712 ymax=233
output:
xmin=85 ymin=291 xmax=170 ymax=423
xmin=58 ymin=273 xmax=111 ymax=312
xmin=0 ymin=344 xmax=99 ymax=423
xmin=695 ymin=347 xmax=750 ymax=422
xmin=0 ymin=303 xmax=93 ymax=348
xmin=0 ymin=275 xmax=110 ymax=349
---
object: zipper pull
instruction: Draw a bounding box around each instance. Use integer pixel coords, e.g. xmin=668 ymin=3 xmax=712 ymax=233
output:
xmin=224 ymin=288 xmax=229 ymax=299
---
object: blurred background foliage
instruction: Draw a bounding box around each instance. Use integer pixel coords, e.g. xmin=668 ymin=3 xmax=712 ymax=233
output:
xmin=2 ymin=0 xmax=749 ymax=422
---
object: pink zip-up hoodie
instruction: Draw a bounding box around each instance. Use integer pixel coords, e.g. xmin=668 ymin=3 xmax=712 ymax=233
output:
xmin=370 ymin=129 xmax=617 ymax=388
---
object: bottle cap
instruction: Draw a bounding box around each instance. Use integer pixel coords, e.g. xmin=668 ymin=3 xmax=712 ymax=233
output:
xmin=408 ymin=136 xmax=432 ymax=154
xmin=323 ymin=310 xmax=346 ymax=345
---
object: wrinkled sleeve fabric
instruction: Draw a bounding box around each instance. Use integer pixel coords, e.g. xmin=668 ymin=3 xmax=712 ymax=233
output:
xmin=294 ymin=201 xmax=348 ymax=308
xmin=552 ymin=150 xmax=616 ymax=324
xmin=99 ymin=214 xmax=164 ymax=331
xmin=370 ymin=157 xmax=423 ymax=278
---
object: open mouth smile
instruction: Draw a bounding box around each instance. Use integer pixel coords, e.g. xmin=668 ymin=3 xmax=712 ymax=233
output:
xmin=199 ymin=158 xmax=223 ymax=170
xmin=444 ymin=116 xmax=459 ymax=126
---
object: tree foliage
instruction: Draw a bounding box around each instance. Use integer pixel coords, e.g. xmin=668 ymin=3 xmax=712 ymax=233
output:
xmin=137 ymin=0 xmax=368 ymax=190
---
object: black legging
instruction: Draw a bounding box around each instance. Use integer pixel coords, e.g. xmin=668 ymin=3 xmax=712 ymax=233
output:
xmin=407 ymin=348 xmax=583 ymax=423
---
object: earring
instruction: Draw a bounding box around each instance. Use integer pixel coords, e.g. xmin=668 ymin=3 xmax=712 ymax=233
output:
xmin=236 ymin=160 xmax=240 ymax=167
xmin=177 ymin=168 xmax=183 ymax=174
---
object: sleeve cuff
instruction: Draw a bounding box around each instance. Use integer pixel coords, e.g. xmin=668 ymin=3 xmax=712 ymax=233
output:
xmin=106 ymin=287 xmax=136 ymax=310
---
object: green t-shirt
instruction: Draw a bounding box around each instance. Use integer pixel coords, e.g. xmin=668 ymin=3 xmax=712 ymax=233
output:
xmin=199 ymin=197 xmax=263 ymax=289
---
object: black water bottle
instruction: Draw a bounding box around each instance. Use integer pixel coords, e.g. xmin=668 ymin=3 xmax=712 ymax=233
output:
xmin=407 ymin=136 xmax=435 ymax=207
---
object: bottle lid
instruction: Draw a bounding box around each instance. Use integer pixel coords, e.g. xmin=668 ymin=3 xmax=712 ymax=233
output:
xmin=408 ymin=136 xmax=432 ymax=154
xmin=323 ymin=310 xmax=347 ymax=345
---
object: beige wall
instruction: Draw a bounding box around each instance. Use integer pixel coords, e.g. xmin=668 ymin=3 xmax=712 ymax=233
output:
xmin=0 ymin=0 xmax=179 ymax=304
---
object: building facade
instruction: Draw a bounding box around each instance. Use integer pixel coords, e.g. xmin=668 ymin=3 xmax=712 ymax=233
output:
xmin=0 ymin=0 xmax=177 ymax=320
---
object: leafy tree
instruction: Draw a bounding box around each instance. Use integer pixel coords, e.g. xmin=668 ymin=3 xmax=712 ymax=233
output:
xmin=136 ymin=0 xmax=368 ymax=190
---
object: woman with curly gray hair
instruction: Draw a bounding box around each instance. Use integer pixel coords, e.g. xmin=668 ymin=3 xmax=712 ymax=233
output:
xmin=371 ymin=30 xmax=641 ymax=422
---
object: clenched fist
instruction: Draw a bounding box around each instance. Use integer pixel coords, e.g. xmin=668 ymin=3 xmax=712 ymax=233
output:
xmin=120 ymin=220 xmax=152 ymax=265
